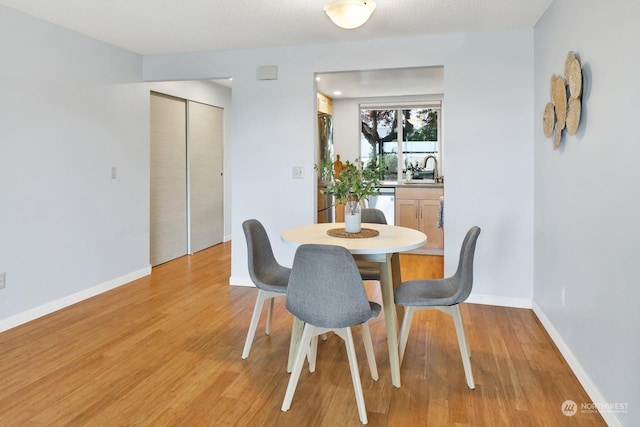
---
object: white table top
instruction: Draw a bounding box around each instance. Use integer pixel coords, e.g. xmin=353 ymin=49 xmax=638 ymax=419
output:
xmin=281 ymin=222 xmax=427 ymax=255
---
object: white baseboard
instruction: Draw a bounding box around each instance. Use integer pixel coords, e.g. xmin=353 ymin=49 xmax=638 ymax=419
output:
xmin=0 ymin=266 xmax=151 ymax=333
xmin=532 ymin=302 xmax=622 ymax=427
xmin=229 ymin=275 xmax=254 ymax=287
xmin=466 ymin=292 xmax=532 ymax=309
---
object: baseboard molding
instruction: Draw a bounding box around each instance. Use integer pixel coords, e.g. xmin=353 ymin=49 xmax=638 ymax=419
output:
xmin=0 ymin=266 xmax=151 ymax=334
xmin=532 ymin=302 xmax=622 ymax=427
xmin=228 ymin=276 xmax=254 ymax=287
xmin=466 ymin=292 xmax=532 ymax=309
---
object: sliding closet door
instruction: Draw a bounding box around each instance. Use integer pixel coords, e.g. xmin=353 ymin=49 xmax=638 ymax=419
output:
xmin=150 ymin=93 xmax=187 ymax=266
xmin=187 ymin=101 xmax=224 ymax=253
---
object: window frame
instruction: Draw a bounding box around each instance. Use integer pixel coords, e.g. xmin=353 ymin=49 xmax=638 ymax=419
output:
xmin=359 ymin=100 xmax=442 ymax=182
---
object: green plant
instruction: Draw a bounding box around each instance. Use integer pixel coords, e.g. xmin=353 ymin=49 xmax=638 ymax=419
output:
xmin=314 ymin=161 xmax=334 ymax=182
xmin=325 ymin=159 xmax=383 ymax=213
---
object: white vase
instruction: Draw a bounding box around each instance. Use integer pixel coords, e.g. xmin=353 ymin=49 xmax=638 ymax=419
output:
xmin=344 ymin=200 xmax=361 ymax=233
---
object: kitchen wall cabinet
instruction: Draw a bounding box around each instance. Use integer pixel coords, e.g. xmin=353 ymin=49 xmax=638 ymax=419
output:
xmin=395 ymin=186 xmax=444 ymax=255
xmin=317 ymin=92 xmax=333 ymax=115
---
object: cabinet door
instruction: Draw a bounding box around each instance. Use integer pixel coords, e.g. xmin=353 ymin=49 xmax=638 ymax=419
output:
xmin=335 ymin=201 xmax=345 ymax=223
xmin=420 ymin=199 xmax=444 ymax=249
xmin=396 ymin=199 xmax=420 ymax=230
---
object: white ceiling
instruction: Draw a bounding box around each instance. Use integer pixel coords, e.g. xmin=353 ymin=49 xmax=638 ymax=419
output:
xmin=315 ymin=67 xmax=444 ymax=99
xmin=2 ymin=0 xmax=552 ymax=99
xmin=0 ymin=0 xmax=553 ymax=55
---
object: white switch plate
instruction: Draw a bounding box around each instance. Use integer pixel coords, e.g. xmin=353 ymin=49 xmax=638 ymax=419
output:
xmin=0 ymin=272 xmax=5 ymax=289
xmin=111 ymin=167 xmax=117 ymax=179
xmin=292 ymin=166 xmax=304 ymax=179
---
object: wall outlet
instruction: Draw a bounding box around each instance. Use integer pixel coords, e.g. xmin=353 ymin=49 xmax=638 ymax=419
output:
xmin=111 ymin=167 xmax=117 ymax=179
xmin=0 ymin=272 xmax=5 ymax=289
xmin=561 ymin=286 xmax=566 ymax=307
xmin=292 ymin=166 xmax=304 ymax=179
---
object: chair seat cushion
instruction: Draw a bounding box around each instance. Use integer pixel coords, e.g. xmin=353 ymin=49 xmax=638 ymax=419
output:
xmin=394 ymin=278 xmax=459 ymax=307
xmin=369 ymin=301 xmax=382 ymax=319
xmin=256 ymin=265 xmax=291 ymax=293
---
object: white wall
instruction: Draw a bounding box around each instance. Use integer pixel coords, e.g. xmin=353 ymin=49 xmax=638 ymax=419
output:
xmin=533 ymin=1 xmax=640 ymax=425
xmin=0 ymin=6 xmax=149 ymax=329
xmin=144 ymin=30 xmax=535 ymax=305
xmin=148 ymin=80 xmax=233 ymax=241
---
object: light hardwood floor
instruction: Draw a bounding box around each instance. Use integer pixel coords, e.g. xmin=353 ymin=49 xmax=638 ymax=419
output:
xmin=0 ymin=242 xmax=605 ymax=426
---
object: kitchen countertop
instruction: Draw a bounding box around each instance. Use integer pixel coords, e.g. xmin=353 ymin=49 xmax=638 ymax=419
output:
xmin=379 ymin=180 xmax=444 ymax=189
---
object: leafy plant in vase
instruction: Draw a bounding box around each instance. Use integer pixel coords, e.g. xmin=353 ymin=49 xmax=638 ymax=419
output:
xmin=319 ymin=158 xmax=383 ymax=233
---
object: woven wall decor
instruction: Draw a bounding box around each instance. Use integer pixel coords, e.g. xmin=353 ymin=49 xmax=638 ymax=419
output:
xmin=542 ymin=51 xmax=583 ymax=149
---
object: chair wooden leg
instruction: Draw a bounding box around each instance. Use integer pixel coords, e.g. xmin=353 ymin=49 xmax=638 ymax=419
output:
xmin=451 ymin=304 xmax=475 ymax=389
xmin=397 ymin=306 xmax=416 ymax=366
xmin=308 ymin=335 xmax=319 ymax=373
xmin=288 ymin=316 xmax=305 ymax=373
xmin=342 ymin=327 xmax=368 ymax=424
xmin=265 ymin=298 xmax=274 ymax=335
xmin=242 ymin=290 xmax=269 ymax=359
xmin=282 ymin=324 xmax=315 ymax=412
xmin=360 ymin=322 xmax=378 ymax=381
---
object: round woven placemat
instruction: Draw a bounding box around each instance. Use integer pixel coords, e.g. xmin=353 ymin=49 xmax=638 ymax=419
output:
xmin=327 ymin=227 xmax=380 ymax=238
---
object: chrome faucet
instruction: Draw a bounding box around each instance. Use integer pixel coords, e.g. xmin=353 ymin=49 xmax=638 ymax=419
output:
xmin=421 ymin=155 xmax=439 ymax=181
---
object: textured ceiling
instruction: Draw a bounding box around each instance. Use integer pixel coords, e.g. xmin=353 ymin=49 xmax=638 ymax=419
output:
xmin=0 ymin=0 xmax=553 ymax=55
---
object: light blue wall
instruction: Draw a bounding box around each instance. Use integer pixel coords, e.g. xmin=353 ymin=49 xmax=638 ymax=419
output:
xmin=0 ymin=6 xmax=149 ymax=325
xmin=144 ymin=30 xmax=535 ymax=305
xmin=534 ymin=1 xmax=640 ymax=425
xmin=2 ymin=0 xmax=634 ymax=423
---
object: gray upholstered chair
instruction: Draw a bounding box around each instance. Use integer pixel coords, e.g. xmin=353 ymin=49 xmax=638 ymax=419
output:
xmin=394 ymin=226 xmax=481 ymax=389
xmin=356 ymin=208 xmax=387 ymax=281
xmin=281 ymin=244 xmax=381 ymax=425
xmin=241 ymin=219 xmax=291 ymax=359
xmin=361 ymin=207 xmax=387 ymax=225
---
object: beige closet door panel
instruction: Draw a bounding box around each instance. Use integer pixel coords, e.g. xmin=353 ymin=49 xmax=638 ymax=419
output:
xmin=188 ymin=101 xmax=224 ymax=253
xmin=150 ymin=93 xmax=187 ymax=266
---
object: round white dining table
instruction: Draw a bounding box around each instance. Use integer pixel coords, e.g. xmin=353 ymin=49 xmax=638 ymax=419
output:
xmin=281 ymin=222 xmax=427 ymax=388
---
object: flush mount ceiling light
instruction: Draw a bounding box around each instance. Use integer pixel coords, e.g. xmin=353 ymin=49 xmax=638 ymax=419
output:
xmin=323 ymin=0 xmax=376 ymax=30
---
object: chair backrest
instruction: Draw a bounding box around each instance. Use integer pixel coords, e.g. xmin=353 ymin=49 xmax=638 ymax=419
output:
xmin=361 ymin=208 xmax=387 ymax=224
xmin=286 ymin=244 xmax=374 ymax=329
xmin=242 ymin=219 xmax=289 ymax=290
xmin=450 ymin=226 xmax=481 ymax=303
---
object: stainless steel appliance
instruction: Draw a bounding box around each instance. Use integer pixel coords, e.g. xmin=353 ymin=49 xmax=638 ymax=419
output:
xmin=317 ymin=113 xmax=334 ymax=223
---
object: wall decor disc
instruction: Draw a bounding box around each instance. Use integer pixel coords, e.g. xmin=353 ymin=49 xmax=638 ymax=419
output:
xmin=564 ymin=51 xmax=577 ymax=80
xmin=543 ymin=102 xmax=555 ymax=138
xmin=566 ymin=97 xmax=581 ymax=135
xmin=551 ymin=75 xmax=567 ymax=130
xmin=553 ymin=126 xmax=562 ymax=150
xmin=567 ymin=56 xmax=582 ymax=98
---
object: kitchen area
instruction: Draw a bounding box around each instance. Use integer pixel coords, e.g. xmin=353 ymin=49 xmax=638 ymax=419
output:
xmin=315 ymin=68 xmax=445 ymax=265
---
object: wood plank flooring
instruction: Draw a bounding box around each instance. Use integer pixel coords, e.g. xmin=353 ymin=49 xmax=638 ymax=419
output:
xmin=0 ymin=242 xmax=605 ymax=426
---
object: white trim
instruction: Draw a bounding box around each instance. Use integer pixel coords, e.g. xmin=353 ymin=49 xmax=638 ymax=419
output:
xmin=229 ymin=276 xmax=254 ymax=287
xmin=0 ymin=266 xmax=151 ymax=333
xmin=532 ymin=302 xmax=622 ymax=427
xmin=359 ymin=98 xmax=443 ymax=109
xmin=466 ymin=292 xmax=532 ymax=309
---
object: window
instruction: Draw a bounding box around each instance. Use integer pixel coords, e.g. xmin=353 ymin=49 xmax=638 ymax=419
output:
xmin=360 ymin=102 xmax=441 ymax=181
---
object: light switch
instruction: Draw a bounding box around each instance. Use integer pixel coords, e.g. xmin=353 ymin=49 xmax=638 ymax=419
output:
xmin=292 ymin=166 xmax=304 ymax=179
